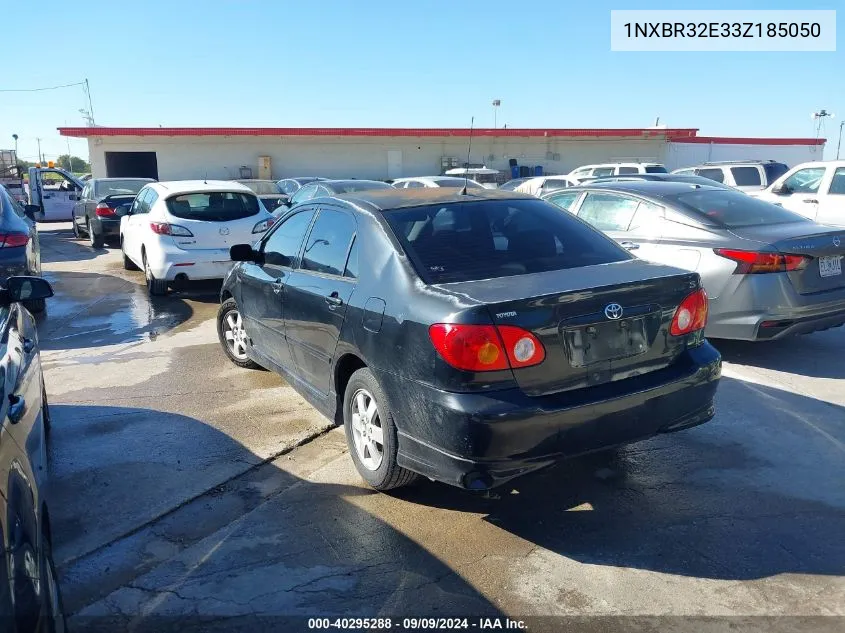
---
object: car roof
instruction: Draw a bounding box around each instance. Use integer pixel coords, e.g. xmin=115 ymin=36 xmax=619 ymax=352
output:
xmin=320 ymin=187 xmax=535 ymax=211
xmin=323 ymin=179 xmax=390 ymax=189
xmin=235 ymin=179 xmax=275 ymax=183
xmin=151 ymin=180 xmax=253 ymax=195
xmin=93 ymin=177 xmax=155 ymax=182
xmin=572 ymin=180 xmax=727 ymax=198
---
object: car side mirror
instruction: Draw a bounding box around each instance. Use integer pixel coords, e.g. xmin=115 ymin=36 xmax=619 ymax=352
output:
xmin=3 ymin=276 xmax=54 ymax=304
xmin=771 ymin=183 xmax=789 ymax=195
xmin=230 ymin=244 xmax=260 ymax=262
xmin=23 ymin=205 xmax=39 ymax=221
xmin=114 ymin=204 xmax=132 ymax=217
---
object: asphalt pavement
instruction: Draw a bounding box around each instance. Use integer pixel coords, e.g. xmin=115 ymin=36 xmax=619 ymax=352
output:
xmin=34 ymin=223 xmax=845 ymax=632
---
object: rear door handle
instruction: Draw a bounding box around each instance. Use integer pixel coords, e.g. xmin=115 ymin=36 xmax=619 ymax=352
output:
xmin=804 ymin=199 xmax=819 ymax=204
xmin=8 ymin=394 xmax=25 ymax=424
xmin=619 ymin=241 xmax=640 ymax=250
xmin=325 ymin=292 xmax=343 ymax=307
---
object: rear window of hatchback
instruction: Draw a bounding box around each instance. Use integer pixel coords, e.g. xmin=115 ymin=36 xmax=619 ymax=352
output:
xmin=166 ymin=192 xmax=260 ymax=221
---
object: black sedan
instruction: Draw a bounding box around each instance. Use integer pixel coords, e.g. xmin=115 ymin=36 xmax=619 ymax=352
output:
xmin=0 ymin=276 xmax=65 ymax=632
xmin=71 ymin=178 xmax=154 ymax=248
xmin=0 ymin=186 xmax=43 ymax=313
xmin=217 ymin=188 xmax=721 ymax=490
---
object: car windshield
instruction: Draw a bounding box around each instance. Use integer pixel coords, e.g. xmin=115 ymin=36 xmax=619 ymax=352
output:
xmin=383 ymin=199 xmax=631 ymax=284
xmin=674 ymin=189 xmax=807 ymax=228
xmin=237 ymin=181 xmax=281 ymax=195
xmin=166 ymin=192 xmax=260 ymax=221
xmin=432 ymin=178 xmax=484 ymax=189
xmin=96 ymin=180 xmax=149 ymax=196
xmin=333 ymin=181 xmax=393 ymax=193
xmin=645 ymin=165 xmax=668 ymax=173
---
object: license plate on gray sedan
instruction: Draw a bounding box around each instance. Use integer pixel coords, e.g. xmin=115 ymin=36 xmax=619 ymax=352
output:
xmin=819 ymin=256 xmax=843 ymax=278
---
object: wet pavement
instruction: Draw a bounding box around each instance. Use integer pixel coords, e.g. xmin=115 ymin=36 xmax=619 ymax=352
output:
xmin=36 ymin=224 xmax=845 ymax=631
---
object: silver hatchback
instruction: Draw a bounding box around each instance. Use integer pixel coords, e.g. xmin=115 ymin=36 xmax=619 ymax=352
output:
xmin=543 ymin=181 xmax=845 ymax=341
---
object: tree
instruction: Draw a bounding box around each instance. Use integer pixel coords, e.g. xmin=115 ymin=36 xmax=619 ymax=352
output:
xmin=55 ymin=154 xmax=91 ymax=173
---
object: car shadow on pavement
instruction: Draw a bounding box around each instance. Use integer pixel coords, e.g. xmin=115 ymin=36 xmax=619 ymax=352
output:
xmin=47 ymin=405 xmax=500 ymax=631
xmin=712 ymin=327 xmax=845 ymax=379
xmin=37 ymin=227 xmax=104 ymax=264
xmin=391 ymin=375 xmax=845 ymax=582
xmin=35 ymin=271 xmax=199 ymax=351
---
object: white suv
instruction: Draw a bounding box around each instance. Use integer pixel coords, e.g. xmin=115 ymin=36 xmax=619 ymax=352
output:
xmin=755 ymin=160 xmax=845 ymax=227
xmin=568 ymin=163 xmax=667 ymax=179
xmin=672 ymin=160 xmax=789 ymax=193
xmin=120 ymin=180 xmax=275 ymax=296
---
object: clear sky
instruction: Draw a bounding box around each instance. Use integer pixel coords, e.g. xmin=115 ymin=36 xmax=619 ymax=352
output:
xmin=2 ymin=0 xmax=842 ymax=163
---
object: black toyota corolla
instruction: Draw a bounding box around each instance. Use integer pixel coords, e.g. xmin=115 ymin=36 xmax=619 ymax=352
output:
xmin=218 ymin=188 xmax=721 ymax=491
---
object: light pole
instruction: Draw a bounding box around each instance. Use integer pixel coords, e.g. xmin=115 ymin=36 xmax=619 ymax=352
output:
xmin=492 ymin=99 xmax=501 ymax=128
xmin=837 ymin=121 xmax=844 ymax=160
xmin=812 ymin=109 xmax=833 ymax=139
xmin=12 ymin=134 xmax=18 ymax=157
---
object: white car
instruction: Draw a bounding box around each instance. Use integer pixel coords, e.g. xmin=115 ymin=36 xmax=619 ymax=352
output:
xmin=391 ymin=176 xmax=485 ymax=189
xmin=568 ymin=162 xmax=667 ymax=179
xmin=514 ymin=175 xmax=580 ymax=197
xmin=755 ymin=160 xmax=845 ymax=226
xmin=120 ymin=180 xmax=275 ymax=296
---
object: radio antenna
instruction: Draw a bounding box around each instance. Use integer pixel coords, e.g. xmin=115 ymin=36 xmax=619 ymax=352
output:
xmin=459 ymin=116 xmax=474 ymax=196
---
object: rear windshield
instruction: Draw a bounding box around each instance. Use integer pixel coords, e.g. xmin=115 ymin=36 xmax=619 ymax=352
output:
xmin=237 ymin=181 xmax=281 ymax=195
xmin=645 ymin=165 xmax=668 ymax=173
xmin=763 ymin=162 xmax=789 ymax=182
xmin=674 ymin=189 xmax=807 ymax=228
xmin=383 ymin=199 xmax=631 ymax=284
xmin=432 ymin=178 xmax=484 ymax=189
xmin=96 ymin=180 xmax=149 ymax=196
xmin=166 ymin=192 xmax=260 ymax=221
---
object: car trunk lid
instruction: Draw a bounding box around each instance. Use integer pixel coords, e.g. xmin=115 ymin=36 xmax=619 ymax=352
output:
xmin=436 ymin=260 xmax=701 ymax=396
xmin=730 ymin=224 xmax=845 ymax=295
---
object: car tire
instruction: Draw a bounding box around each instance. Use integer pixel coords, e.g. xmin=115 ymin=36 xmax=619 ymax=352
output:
xmin=217 ymin=299 xmax=261 ymax=369
xmin=343 ymin=367 xmax=419 ymax=491
xmin=23 ymin=298 xmax=46 ymax=314
xmin=87 ymin=220 xmax=103 ymax=248
xmin=39 ymin=528 xmax=67 ymax=633
xmin=143 ymin=251 xmax=168 ymax=296
xmin=121 ymin=239 xmax=139 ymax=271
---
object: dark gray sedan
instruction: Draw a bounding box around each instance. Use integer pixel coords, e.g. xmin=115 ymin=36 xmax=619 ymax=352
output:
xmin=0 ymin=185 xmax=43 ymax=312
xmin=543 ymin=181 xmax=845 ymax=341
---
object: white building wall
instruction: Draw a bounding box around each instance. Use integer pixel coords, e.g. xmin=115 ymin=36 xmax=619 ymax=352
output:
xmin=86 ymin=135 xmax=672 ymax=181
xmin=666 ymin=142 xmax=824 ymax=171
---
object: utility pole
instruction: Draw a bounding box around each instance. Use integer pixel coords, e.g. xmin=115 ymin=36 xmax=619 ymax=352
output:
xmin=66 ymin=137 xmax=75 ymax=172
xmin=12 ymin=134 xmax=18 ymax=157
xmin=492 ymin=99 xmax=501 ymax=129
xmin=837 ymin=121 xmax=844 ymax=160
xmin=36 ymin=138 xmax=43 ymax=164
xmin=84 ymin=78 xmax=95 ymax=125
xmin=812 ymin=109 xmax=833 ymax=140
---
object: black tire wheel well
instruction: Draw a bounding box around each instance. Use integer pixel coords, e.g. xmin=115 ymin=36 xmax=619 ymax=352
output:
xmin=334 ymin=353 xmax=367 ymax=424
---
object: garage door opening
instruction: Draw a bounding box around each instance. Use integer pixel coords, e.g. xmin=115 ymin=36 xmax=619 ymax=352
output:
xmin=105 ymin=151 xmax=159 ymax=179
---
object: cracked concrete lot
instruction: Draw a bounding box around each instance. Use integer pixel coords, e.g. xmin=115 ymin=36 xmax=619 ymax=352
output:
xmin=35 ymin=224 xmax=844 ymax=632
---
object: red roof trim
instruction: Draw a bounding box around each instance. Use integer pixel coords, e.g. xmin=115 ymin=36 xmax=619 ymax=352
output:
xmin=57 ymin=126 xmax=699 ymax=139
xmin=674 ymin=136 xmax=826 ymax=146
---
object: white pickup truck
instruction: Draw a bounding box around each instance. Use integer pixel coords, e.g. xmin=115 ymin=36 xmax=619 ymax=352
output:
xmin=27 ymin=166 xmax=84 ymax=222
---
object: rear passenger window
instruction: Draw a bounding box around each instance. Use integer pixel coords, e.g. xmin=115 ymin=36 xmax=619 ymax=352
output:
xmin=730 ymin=166 xmax=762 ymax=187
xmin=829 ymin=168 xmax=845 ymax=195
xmin=617 ymin=167 xmax=638 ymax=175
xmin=592 ymin=167 xmax=614 ymax=177
xmin=628 ymin=200 xmax=664 ymax=234
xmin=577 ymin=192 xmax=639 ymax=231
xmin=302 ymin=209 xmax=356 ymax=276
xmin=542 ymin=179 xmax=571 ymax=193
xmin=696 ymin=168 xmax=725 ymax=183
xmin=545 ymin=191 xmax=580 ymax=211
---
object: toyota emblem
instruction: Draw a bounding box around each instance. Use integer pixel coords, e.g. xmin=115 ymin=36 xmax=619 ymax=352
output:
xmin=219 ymin=227 xmax=230 ymax=236
xmin=834 ymin=236 xmax=841 ymax=247
xmin=604 ymin=303 xmax=623 ymax=320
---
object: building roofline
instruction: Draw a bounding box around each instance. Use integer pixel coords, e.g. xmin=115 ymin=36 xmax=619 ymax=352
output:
xmin=57 ymin=126 xmax=700 ymax=139
xmin=673 ymin=136 xmax=826 ymax=146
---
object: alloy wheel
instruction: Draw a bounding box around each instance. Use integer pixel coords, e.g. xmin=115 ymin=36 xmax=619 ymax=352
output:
xmin=223 ymin=309 xmax=249 ymax=360
xmin=350 ymin=389 xmax=384 ymax=471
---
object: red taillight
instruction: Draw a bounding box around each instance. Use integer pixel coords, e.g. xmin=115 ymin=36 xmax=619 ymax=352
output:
xmin=150 ymin=222 xmax=172 ymax=235
xmin=0 ymin=232 xmax=30 ymax=248
xmin=95 ymin=203 xmax=116 ymax=217
xmin=714 ymin=248 xmax=809 ymax=274
xmin=670 ymin=289 xmax=709 ymax=336
xmin=428 ymin=324 xmax=545 ymax=372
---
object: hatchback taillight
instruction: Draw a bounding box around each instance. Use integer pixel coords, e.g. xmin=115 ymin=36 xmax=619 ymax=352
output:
xmin=0 ymin=232 xmax=30 ymax=248
xmin=670 ymin=289 xmax=709 ymax=336
xmin=714 ymin=248 xmax=809 ymax=274
xmin=428 ymin=324 xmax=545 ymax=372
xmin=95 ymin=203 xmax=116 ymax=217
xmin=150 ymin=222 xmax=193 ymax=237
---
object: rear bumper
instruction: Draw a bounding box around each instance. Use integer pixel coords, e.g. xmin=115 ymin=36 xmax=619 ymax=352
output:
xmin=706 ymin=273 xmax=845 ymax=341
xmin=145 ymin=242 xmax=235 ymax=282
xmin=384 ymin=343 xmax=721 ymax=489
xmin=90 ymin=217 xmax=120 ymax=236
